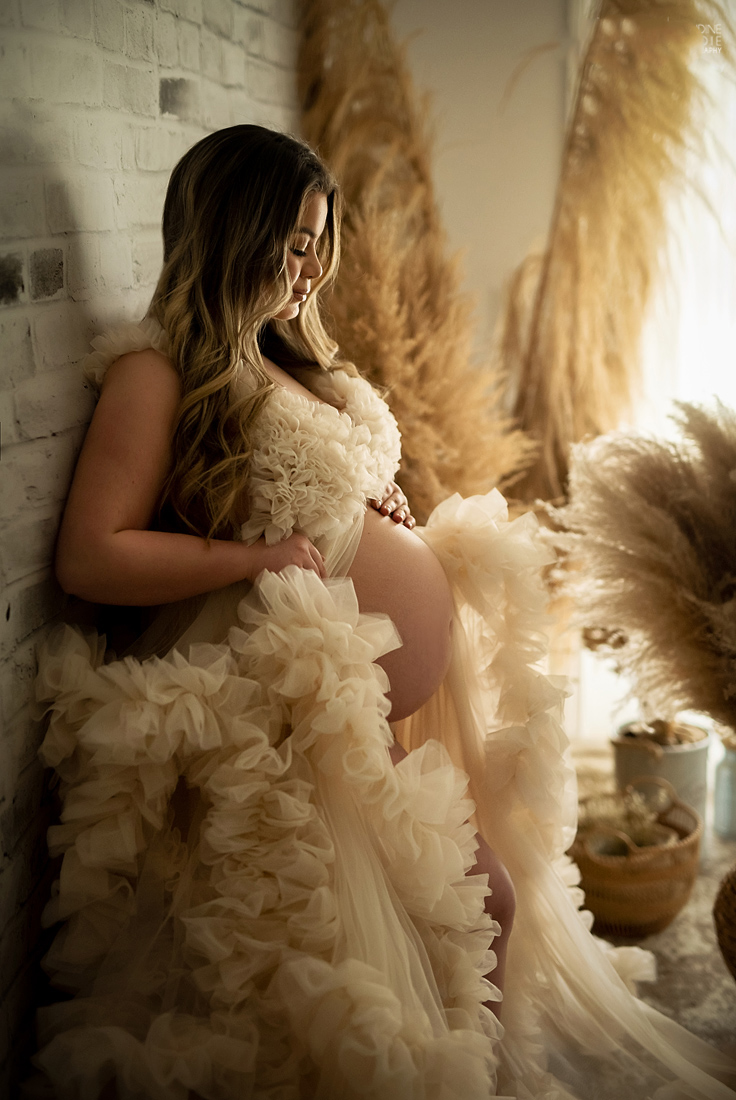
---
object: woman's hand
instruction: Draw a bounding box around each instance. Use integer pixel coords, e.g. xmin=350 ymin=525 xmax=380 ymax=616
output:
xmin=369 ymin=482 xmax=416 ymax=529
xmin=245 ymin=531 xmax=326 ymax=580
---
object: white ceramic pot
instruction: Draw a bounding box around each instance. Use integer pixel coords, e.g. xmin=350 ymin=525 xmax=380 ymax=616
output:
xmin=610 ymin=729 xmax=710 ymax=822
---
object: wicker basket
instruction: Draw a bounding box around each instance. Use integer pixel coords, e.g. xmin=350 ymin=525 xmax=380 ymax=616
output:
xmin=569 ymin=776 xmax=702 ymax=937
xmin=714 ymin=862 xmax=736 ymax=982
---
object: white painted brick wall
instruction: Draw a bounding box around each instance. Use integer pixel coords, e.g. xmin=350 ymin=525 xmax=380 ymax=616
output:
xmin=0 ymin=0 xmax=298 ymax=1090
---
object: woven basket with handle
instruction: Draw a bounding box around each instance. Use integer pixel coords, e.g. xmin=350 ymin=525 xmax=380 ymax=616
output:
xmin=569 ymin=776 xmax=702 ymax=937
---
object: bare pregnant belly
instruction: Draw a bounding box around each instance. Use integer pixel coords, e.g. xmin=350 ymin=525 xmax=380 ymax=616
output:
xmin=347 ymin=507 xmax=454 ymax=722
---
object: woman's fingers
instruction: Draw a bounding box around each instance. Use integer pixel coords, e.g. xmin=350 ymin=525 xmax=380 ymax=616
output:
xmin=264 ymin=533 xmax=326 ymax=579
xmin=392 ymin=507 xmax=415 ymax=527
xmin=379 ymin=487 xmax=407 ymax=516
xmin=311 ymin=545 xmax=326 ymax=578
xmin=367 ymin=483 xmax=415 ymax=528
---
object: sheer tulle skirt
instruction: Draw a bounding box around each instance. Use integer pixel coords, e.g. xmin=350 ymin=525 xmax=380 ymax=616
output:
xmin=34 ymin=491 xmax=736 ymax=1099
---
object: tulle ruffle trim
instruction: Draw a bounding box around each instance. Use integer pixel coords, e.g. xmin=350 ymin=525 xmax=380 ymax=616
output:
xmin=418 ymin=490 xmax=576 ymax=862
xmin=36 ymin=565 xmax=501 ymax=1099
xmin=418 ymin=492 xmax=736 ymax=1100
xmin=238 ymin=369 xmax=401 ymax=547
xmin=82 ymin=316 xmax=170 ymax=389
xmin=417 ymin=491 xmax=665 ymax=1097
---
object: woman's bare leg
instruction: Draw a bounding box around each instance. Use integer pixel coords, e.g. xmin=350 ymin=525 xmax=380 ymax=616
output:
xmin=469 ymin=833 xmax=515 ymax=1017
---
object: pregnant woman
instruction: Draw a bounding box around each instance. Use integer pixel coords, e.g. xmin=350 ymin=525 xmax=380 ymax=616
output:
xmin=35 ymin=126 xmax=736 ymax=1100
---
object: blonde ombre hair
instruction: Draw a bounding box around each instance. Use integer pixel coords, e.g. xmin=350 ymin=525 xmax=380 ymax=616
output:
xmin=149 ymin=125 xmax=346 ymax=538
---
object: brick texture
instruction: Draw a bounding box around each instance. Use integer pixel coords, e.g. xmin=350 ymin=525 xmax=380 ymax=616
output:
xmin=0 ymin=0 xmax=297 ymax=1090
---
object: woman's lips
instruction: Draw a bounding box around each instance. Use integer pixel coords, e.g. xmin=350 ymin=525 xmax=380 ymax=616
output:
xmin=292 ymin=291 xmax=307 ymax=302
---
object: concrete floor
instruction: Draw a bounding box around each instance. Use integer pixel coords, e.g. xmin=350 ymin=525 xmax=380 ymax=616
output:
xmin=631 ymin=827 xmax=736 ymax=1055
xmin=572 ymin=743 xmax=736 ymax=1056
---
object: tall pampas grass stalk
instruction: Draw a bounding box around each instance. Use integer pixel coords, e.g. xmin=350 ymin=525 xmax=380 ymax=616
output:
xmin=554 ymin=404 xmax=736 ymax=729
xmin=298 ymin=0 xmax=535 ymax=523
xmin=499 ymin=0 xmax=734 ymax=503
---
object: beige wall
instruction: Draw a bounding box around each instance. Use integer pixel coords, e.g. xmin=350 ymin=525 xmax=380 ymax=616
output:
xmin=390 ymin=0 xmax=569 ymax=355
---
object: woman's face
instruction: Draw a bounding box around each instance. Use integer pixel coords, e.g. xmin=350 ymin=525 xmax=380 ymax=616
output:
xmin=273 ymin=191 xmax=328 ymax=321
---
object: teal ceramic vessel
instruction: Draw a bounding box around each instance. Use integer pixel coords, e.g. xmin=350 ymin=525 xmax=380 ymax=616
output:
xmin=714 ymin=747 xmax=736 ymax=840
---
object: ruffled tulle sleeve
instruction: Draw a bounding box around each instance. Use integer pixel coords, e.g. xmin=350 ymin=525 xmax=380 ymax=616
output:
xmin=81 ymin=317 xmax=170 ymax=388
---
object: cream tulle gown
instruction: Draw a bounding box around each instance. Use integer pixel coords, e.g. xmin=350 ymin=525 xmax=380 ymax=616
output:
xmin=33 ymin=320 xmax=736 ymax=1100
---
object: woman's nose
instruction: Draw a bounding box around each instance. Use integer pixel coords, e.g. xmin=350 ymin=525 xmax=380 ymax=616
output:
xmin=304 ymin=250 xmax=322 ymax=279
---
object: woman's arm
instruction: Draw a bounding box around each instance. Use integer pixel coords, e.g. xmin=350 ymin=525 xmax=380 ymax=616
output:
xmin=56 ymin=349 xmax=325 ymax=606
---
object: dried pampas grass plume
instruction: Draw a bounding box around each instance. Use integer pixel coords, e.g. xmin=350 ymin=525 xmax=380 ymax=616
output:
xmin=554 ymin=404 xmax=736 ymax=729
xmin=298 ymin=0 xmax=535 ymax=523
xmin=499 ymin=0 xmax=734 ymax=503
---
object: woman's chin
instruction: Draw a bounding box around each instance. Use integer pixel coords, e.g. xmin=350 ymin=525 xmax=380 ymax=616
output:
xmin=273 ymin=301 xmax=301 ymax=322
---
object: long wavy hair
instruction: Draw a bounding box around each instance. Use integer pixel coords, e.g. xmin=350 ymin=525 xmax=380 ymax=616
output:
xmin=149 ymin=125 xmax=346 ymax=538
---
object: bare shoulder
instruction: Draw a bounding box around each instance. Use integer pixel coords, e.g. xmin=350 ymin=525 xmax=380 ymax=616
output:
xmin=101 ymin=347 xmax=181 ymax=405
xmin=85 ymin=348 xmax=182 ymax=464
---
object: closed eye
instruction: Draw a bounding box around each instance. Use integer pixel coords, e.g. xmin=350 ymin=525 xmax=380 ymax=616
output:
xmin=291 ymin=248 xmax=307 ymax=257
